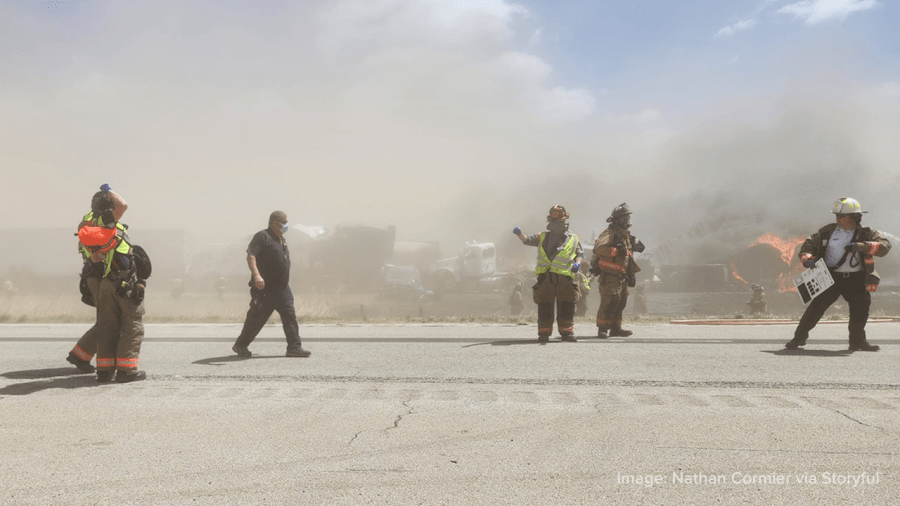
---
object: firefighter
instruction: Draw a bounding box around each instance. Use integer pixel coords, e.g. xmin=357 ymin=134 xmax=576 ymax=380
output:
xmin=634 ymin=283 xmax=648 ymax=314
xmin=574 ymin=269 xmax=591 ymax=317
xmin=66 ymin=184 xmax=128 ymax=374
xmin=785 ymin=197 xmax=891 ymax=352
xmin=590 ymin=203 xmax=644 ymax=338
xmin=92 ymin=225 xmax=149 ymax=382
xmin=748 ymin=285 xmax=767 ymax=315
xmin=513 ymin=205 xmax=583 ymax=342
xmin=509 ymin=283 xmax=524 ymax=316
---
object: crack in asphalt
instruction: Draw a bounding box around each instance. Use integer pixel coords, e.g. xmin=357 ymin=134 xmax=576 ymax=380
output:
xmin=832 ymin=409 xmax=886 ymax=431
xmin=386 ymin=401 xmax=413 ymax=432
xmin=348 ymin=431 xmax=361 ymax=445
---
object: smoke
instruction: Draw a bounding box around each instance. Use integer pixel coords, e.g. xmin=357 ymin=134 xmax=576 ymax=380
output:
xmin=1 ymin=0 xmax=898 ymax=273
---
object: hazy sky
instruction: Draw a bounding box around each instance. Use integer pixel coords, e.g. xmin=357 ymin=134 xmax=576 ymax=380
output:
xmin=2 ymin=0 xmax=898 ymax=255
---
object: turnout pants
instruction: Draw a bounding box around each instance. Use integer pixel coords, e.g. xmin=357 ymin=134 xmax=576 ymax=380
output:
xmin=235 ymin=285 xmax=303 ymax=350
xmin=532 ymin=272 xmax=580 ymax=336
xmin=96 ymin=276 xmax=145 ymax=374
xmin=70 ymin=276 xmax=101 ymax=363
xmin=596 ymin=273 xmax=629 ymax=331
xmin=794 ymin=271 xmax=870 ymax=345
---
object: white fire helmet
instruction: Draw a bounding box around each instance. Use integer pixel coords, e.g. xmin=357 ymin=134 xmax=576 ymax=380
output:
xmin=831 ymin=197 xmax=867 ymax=215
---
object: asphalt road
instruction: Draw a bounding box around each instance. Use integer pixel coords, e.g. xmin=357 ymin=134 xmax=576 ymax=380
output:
xmin=1 ymin=322 xmax=897 ymax=505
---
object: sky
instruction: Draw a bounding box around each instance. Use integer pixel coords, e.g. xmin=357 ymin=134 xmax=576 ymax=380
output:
xmin=1 ymin=0 xmax=899 ymax=264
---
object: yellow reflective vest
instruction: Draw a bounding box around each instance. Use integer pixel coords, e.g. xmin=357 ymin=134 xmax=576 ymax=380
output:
xmin=535 ymin=232 xmax=579 ymax=278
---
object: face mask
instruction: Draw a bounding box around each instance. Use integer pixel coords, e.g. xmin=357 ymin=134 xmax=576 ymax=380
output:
xmin=618 ymin=216 xmax=632 ymax=229
xmin=547 ymin=221 xmax=568 ymax=233
xmin=280 ymin=223 xmax=289 ymax=234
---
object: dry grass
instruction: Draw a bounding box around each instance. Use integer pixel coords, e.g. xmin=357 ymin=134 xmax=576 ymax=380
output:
xmin=1 ymin=294 xmax=895 ymax=324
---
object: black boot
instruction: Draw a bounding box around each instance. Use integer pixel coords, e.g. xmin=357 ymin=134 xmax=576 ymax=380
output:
xmin=597 ymin=327 xmax=608 ymax=339
xmin=538 ymin=333 xmax=550 ymax=343
xmin=96 ymin=370 xmax=116 ymax=382
xmin=116 ymin=370 xmax=147 ymax=383
xmin=849 ymin=341 xmax=880 ymax=352
xmin=66 ymin=352 xmax=95 ymax=373
xmin=785 ymin=335 xmax=807 ymax=349
xmin=609 ymin=325 xmax=632 ymax=337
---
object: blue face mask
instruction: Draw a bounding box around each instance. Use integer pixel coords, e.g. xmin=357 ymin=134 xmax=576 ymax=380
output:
xmin=280 ymin=223 xmax=289 ymax=234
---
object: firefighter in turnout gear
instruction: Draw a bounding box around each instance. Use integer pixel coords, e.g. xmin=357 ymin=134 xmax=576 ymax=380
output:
xmin=77 ymin=185 xmax=149 ymax=383
xmin=590 ymin=203 xmax=644 ymax=338
xmin=513 ymin=205 xmax=584 ymax=342
xmin=93 ymin=229 xmax=148 ymax=382
xmin=66 ymin=184 xmax=128 ymax=374
xmin=748 ymin=285 xmax=767 ymax=315
xmin=785 ymin=197 xmax=891 ymax=352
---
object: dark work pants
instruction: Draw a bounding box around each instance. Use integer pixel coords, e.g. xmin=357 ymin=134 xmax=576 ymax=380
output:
xmin=235 ymin=285 xmax=302 ymax=350
xmin=794 ymin=271 xmax=870 ymax=344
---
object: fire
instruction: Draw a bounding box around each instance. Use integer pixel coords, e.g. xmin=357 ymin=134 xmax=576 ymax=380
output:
xmin=732 ymin=233 xmax=805 ymax=292
xmin=750 ymin=233 xmax=805 ymax=265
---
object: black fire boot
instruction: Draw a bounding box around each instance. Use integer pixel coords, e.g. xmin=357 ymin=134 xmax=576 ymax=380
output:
xmin=609 ymin=325 xmax=633 ymax=337
xmin=538 ymin=333 xmax=550 ymax=343
xmin=597 ymin=327 xmax=609 ymax=339
xmin=849 ymin=341 xmax=880 ymax=352
xmin=96 ymin=370 xmax=116 ymax=383
xmin=560 ymin=333 xmax=577 ymax=342
xmin=115 ymin=371 xmax=147 ymax=383
xmin=66 ymin=352 xmax=95 ymax=373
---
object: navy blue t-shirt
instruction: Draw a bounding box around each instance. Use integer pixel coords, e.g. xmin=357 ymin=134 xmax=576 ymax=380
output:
xmin=247 ymin=229 xmax=290 ymax=291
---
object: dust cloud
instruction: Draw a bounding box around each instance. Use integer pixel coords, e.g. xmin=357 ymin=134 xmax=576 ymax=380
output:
xmin=1 ymin=0 xmax=898 ymax=282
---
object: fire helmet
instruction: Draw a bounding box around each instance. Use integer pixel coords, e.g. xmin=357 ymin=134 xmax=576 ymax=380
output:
xmin=606 ymin=202 xmax=631 ymax=223
xmin=547 ymin=205 xmax=570 ymax=221
xmin=831 ymin=197 xmax=867 ymax=215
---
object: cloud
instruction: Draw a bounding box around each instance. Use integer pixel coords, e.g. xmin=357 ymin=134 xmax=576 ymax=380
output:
xmin=714 ymin=18 xmax=757 ymax=38
xmin=490 ymin=51 xmax=598 ymax=122
xmin=777 ymin=0 xmax=878 ymax=25
xmin=317 ymin=0 xmax=529 ymax=52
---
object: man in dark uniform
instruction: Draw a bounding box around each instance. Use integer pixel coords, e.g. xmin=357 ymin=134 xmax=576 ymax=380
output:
xmin=785 ymin=197 xmax=891 ymax=352
xmin=513 ymin=205 xmax=583 ymax=342
xmin=232 ymin=211 xmax=311 ymax=358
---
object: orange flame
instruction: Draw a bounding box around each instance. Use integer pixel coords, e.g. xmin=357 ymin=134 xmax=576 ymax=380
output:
xmin=732 ymin=233 xmax=805 ymax=292
xmin=750 ymin=233 xmax=805 ymax=265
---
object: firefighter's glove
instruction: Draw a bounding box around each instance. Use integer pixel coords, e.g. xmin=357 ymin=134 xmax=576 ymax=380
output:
xmin=131 ymin=285 xmax=145 ymax=304
xmin=802 ymin=258 xmax=817 ymax=269
xmin=588 ymin=265 xmax=602 ymax=276
xmin=100 ymin=183 xmax=111 ymax=193
xmin=844 ymin=243 xmax=859 ymax=254
xmin=632 ymin=239 xmax=645 ymax=253
xmin=571 ymin=262 xmax=580 ymax=273
xmin=513 ymin=227 xmax=521 ymax=236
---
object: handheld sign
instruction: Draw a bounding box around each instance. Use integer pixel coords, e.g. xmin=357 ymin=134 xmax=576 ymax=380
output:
xmin=792 ymin=258 xmax=834 ymax=305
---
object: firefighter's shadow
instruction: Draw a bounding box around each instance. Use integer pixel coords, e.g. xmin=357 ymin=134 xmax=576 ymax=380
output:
xmin=464 ymin=339 xmax=587 ymax=347
xmin=0 ymin=369 xmax=98 ymax=396
xmin=761 ymin=349 xmax=854 ymax=357
xmin=193 ymin=355 xmax=282 ymax=366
